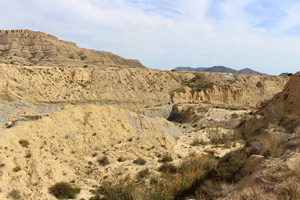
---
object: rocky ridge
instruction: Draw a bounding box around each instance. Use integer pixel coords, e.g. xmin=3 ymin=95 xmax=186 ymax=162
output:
xmin=0 ymin=30 xmax=144 ymax=68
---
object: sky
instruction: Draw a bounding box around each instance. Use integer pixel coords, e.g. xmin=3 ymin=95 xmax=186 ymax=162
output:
xmin=1 ymin=0 xmax=300 ymax=75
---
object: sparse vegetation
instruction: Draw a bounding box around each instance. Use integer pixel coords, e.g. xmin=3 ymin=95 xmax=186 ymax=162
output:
xmin=191 ymin=137 xmax=207 ymax=146
xmin=158 ymin=154 xmax=173 ymax=163
xmin=117 ymin=156 xmax=126 ymax=162
xmin=98 ymin=156 xmax=109 ymax=166
xmin=89 ymin=194 xmax=101 ymax=200
xmin=25 ymin=152 xmax=32 ymax=158
xmin=8 ymin=189 xmax=21 ymax=199
xmin=136 ymin=168 xmax=150 ymax=180
xmin=197 ymin=107 xmax=209 ymax=113
xmin=207 ymin=127 xmax=242 ymax=146
xmin=260 ymin=132 xmax=287 ymax=158
xmin=158 ymin=163 xmax=178 ymax=174
xmin=49 ymin=182 xmax=80 ymax=199
xmin=96 ymin=181 xmax=136 ymax=200
xmin=19 ymin=139 xmax=29 ymax=148
xmin=133 ymin=157 xmax=146 ymax=165
xmin=13 ymin=166 xmax=21 ymax=172
xmin=89 ymin=155 xmax=218 ymax=200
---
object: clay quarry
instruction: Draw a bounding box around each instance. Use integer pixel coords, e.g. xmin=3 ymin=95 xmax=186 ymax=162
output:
xmin=0 ymin=30 xmax=300 ymax=200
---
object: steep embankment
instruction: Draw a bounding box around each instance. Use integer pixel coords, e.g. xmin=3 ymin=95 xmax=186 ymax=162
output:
xmin=0 ymin=104 xmax=182 ymax=200
xmin=0 ymin=30 xmax=144 ymax=68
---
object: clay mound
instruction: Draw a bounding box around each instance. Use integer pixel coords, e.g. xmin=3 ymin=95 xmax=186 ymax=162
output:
xmin=0 ymin=104 xmax=182 ymax=199
xmin=0 ymin=30 xmax=145 ymax=68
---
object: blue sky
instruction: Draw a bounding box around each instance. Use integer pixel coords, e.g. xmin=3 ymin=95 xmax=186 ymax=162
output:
xmin=1 ymin=0 xmax=300 ymax=75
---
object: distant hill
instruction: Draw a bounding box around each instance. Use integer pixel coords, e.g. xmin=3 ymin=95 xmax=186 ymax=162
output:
xmin=279 ymin=73 xmax=293 ymax=76
xmin=174 ymin=66 xmax=266 ymax=75
xmin=0 ymin=29 xmax=145 ymax=68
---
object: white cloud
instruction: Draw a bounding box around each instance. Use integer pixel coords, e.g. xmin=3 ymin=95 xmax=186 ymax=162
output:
xmin=0 ymin=0 xmax=299 ymax=74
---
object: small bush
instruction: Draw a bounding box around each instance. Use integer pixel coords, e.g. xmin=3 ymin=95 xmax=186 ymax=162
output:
xmin=197 ymin=107 xmax=209 ymax=113
xmin=117 ymin=156 xmax=126 ymax=162
xmin=13 ymin=166 xmax=21 ymax=172
xmin=191 ymin=138 xmax=207 ymax=146
xmin=207 ymin=128 xmax=229 ymax=144
xmin=19 ymin=139 xmax=29 ymax=148
xmin=92 ymin=153 xmax=97 ymax=157
xmin=133 ymin=157 xmax=146 ymax=165
xmin=89 ymin=194 xmax=101 ymax=200
xmin=158 ymin=163 xmax=178 ymax=174
xmin=158 ymin=154 xmax=173 ymax=163
xmin=25 ymin=152 xmax=32 ymax=158
xmin=136 ymin=168 xmax=150 ymax=180
xmin=98 ymin=156 xmax=109 ymax=166
xmin=98 ymin=181 xmax=135 ymax=200
xmin=8 ymin=189 xmax=21 ymax=199
xmin=49 ymin=182 xmax=80 ymax=199
xmin=260 ymin=132 xmax=287 ymax=158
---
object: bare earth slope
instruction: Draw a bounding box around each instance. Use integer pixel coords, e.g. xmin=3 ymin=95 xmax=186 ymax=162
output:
xmin=0 ymin=30 xmax=144 ymax=68
xmin=0 ymin=104 xmax=182 ymax=200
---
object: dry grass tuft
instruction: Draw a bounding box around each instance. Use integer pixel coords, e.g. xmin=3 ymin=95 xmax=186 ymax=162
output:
xmin=260 ymin=132 xmax=287 ymax=158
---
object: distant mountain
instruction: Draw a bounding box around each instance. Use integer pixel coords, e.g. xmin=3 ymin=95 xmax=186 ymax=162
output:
xmin=279 ymin=73 xmax=293 ymax=76
xmin=175 ymin=67 xmax=207 ymax=72
xmin=174 ymin=66 xmax=266 ymax=75
xmin=203 ymin=66 xmax=236 ymax=73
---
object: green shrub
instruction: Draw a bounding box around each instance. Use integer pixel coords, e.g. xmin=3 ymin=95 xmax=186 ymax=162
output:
xmin=89 ymin=194 xmax=101 ymax=200
xmin=136 ymin=168 xmax=150 ymax=180
xmin=191 ymin=138 xmax=207 ymax=146
xmin=98 ymin=181 xmax=135 ymax=200
xmin=158 ymin=163 xmax=178 ymax=174
xmin=49 ymin=182 xmax=80 ymax=199
xmin=158 ymin=154 xmax=173 ymax=163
